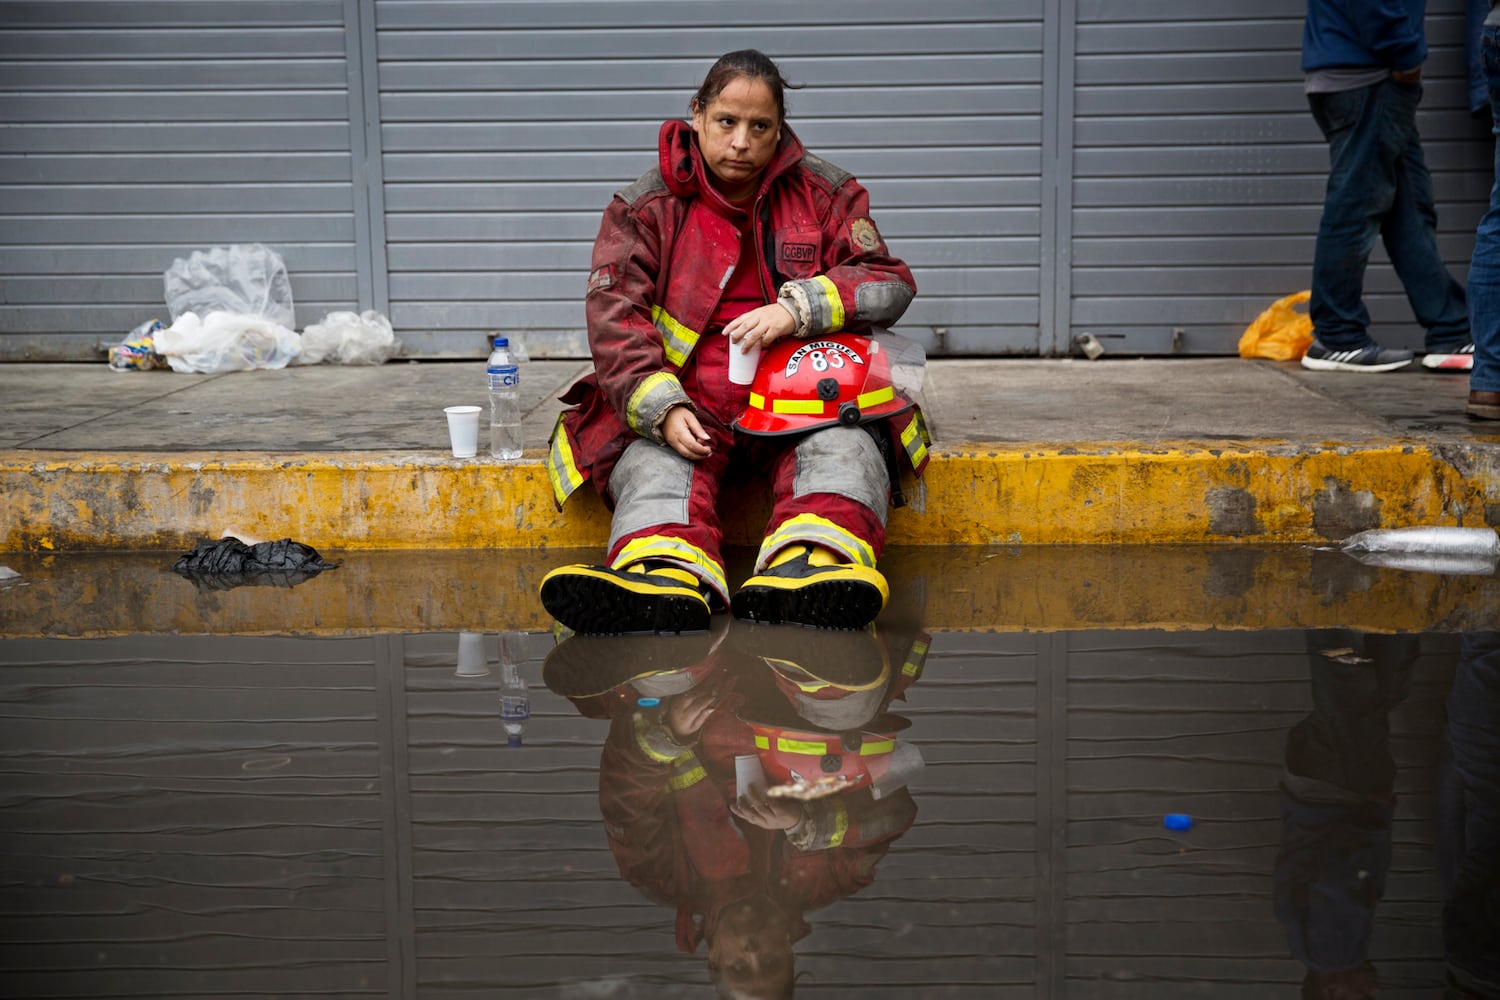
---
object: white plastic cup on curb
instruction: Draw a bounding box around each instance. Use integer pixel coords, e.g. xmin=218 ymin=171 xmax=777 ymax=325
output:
xmin=727 ymin=339 xmax=762 ymax=386
xmin=735 ymin=753 xmax=767 ymax=797
xmin=443 ymin=405 xmax=481 ymax=458
xmin=455 ymin=631 xmax=488 ymax=677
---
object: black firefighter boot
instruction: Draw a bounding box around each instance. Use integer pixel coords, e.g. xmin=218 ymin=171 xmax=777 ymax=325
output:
xmin=539 ymin=562 xmax=711 ymax=635
xmin=730 ymin=545 xmax=888 ymax=630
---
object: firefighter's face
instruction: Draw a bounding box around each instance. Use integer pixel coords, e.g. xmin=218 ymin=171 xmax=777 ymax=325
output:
xmin=692 ymin=76 xmax=782 ymax=202
xmin=707 ymin=898 xmax=795 ymax=998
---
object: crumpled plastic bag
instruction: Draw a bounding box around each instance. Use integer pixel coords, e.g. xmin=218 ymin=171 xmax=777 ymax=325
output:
xmin=163 ymin=243 xmax=295 ymax=331
xmin=108 ymin=318 xmax=168 ymax=371
xmin=298 ymin=309 xmax=400 ymax=365
xmin=173 ymin=536 xmax=339 ymax=591
xmin=152 ymin=310 xmax=302 ymax=373
xmin=1239 ymin=290 xmax=1314 ymax=361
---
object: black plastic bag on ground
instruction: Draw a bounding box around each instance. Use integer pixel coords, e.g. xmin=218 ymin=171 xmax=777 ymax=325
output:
xmin=173 ymin=537 xmax=338 ymax=591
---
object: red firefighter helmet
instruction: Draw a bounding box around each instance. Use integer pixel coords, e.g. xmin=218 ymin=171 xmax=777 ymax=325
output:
xmin=733 ymin=333 xmax=914 ymax=436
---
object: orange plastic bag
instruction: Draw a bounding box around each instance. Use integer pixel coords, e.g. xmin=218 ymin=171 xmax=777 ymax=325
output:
xmin=1238 ymin=290 xmax=1313 ymax=361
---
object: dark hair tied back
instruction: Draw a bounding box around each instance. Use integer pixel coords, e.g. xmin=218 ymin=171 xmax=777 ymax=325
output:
xmin=691 ymin=49 xmax=798 ymax=122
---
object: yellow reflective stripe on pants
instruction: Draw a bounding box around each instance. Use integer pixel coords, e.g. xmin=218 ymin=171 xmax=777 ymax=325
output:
xmin=613 ymin=534 xmax=728 ymax=599
xmin=758 ymin=513 xmax=877 ymax=569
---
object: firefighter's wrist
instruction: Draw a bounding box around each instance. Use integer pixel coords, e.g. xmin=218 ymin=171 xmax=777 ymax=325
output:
xmin=776 ymin=283 xmax=813 ymax=337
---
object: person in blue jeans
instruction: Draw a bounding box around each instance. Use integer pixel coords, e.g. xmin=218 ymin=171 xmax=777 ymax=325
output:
xmin=1466 ymin=6 xmax=1500 ymax=419
xmin=1301 ymin=0 xmax=1474 ymax=374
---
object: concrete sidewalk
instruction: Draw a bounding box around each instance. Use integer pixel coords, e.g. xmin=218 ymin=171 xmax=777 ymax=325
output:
xmin=1 ymin=357 xmax=1496 ymax=551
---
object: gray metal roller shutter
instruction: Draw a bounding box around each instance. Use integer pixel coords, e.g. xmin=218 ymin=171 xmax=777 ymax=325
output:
xmin=0 ymin=0 xmax=362 ymax=360
xmin=376 ymin=0 xmax=1046 ymax=357
xmin=1070 ymin=0 xmax=1492 ymax=355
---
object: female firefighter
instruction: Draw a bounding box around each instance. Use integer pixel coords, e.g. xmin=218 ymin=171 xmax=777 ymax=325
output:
xmin=540 ymin=49 xmax=927 ymax=634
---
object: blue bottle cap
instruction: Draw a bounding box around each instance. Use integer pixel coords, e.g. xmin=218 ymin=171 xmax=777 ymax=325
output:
xmin=637 ymin=697 xmax=661 ymax=708
xmin=1163 ymin=813 xmax=1194 ymax=832
xmin=493 ymin=336 xmax=508 ymax=348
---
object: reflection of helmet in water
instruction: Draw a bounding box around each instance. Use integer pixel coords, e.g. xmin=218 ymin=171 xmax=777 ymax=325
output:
xmin=733 ymin=334 xmax=913 ymax=437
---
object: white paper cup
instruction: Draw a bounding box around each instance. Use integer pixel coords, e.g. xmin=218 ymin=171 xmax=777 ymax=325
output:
xmin=735 ymin=753 xmax=767 ymax=797
xmin=443 ymin=405 xmax=481 ymax=458
xmin=455 ymin=631 xmax=488 ymax=676
xmin=727 ymin=340 xmax=762 ymax=386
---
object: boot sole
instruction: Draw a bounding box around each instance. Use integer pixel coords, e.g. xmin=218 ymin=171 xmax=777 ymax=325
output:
xmin=1467 ymin=402 xmax=1500 ymax=421
xmin=540 ymin=566 xmax=709 ymax=635
xmin=730 ymin=575 xmax=885 ymax=630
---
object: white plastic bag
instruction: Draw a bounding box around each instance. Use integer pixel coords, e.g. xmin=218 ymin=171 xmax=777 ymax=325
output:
xmin=152 ymin=310 xmax=302 ymax=373
xmin=298 ymin=309 xmax=399 ymax=365
xmin=163 ymin=244 xmax=295 ymax=331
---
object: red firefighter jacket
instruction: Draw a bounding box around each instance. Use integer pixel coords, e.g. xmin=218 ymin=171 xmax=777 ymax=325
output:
xmin=597 ymin=692 xmax=916 ymax=955
xmin=546 ymin=119 xmax=923 ymax=507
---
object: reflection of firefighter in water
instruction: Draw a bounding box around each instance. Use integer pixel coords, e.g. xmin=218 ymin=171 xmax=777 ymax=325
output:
xmin=544 ymin=621 xmax=929 ymax=998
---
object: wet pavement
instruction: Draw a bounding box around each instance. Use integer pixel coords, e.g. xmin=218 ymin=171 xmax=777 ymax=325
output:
xmin=1 ymin=619 xmax=1495 ymax=997
xmin=1 ymin=548 xmax=1499 ymax=997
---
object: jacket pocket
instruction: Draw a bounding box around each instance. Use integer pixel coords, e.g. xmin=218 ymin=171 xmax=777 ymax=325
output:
xmin=775 ymin=226 xmax=822 ymax=279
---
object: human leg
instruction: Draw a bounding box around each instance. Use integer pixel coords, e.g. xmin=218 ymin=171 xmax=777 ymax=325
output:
xmin=1470 ymin=24 xmax=1500 ymax=416
xmin=731 ymin=426 xmax=890 ymax=629
xmin=540 ymin=436 xmax=731 ymax=634
xmin=1302 ymin=84 xmax=1415 ymax=372
xmin=1372 ymin=81 xmax=1471 ymax=358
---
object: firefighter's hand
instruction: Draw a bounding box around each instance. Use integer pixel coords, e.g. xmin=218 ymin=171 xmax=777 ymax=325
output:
xmin=662 ymin=406 xmax=712 ymax=460
xmin=665 ymin=684 xmax=717 ymax=743
xmin=725 ymin=303 xmax=796 ymax=352
xmin=731 ymin=784 xmax=803 ymax=830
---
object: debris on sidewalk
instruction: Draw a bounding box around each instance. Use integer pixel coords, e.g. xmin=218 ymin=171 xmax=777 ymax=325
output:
xmin=152 ymin=310 xmax=302 ymax=373
xmin=164 ymin=243 xmax=295 ymax=331
xmin=172 ymin=536 xmax=339 ymax=591
xmin=298 ymin=309 xmax=400 ymax=365
xmin=1238 ymin=291 xmax=1312 ymax=361
xmin=1337 ymin=526 xmax=1500 ymax=576
xmin=107 ymin=318 xmax=168 ymax=371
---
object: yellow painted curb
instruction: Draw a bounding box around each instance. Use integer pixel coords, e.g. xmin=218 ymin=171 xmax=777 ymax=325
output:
xmin=2 ymin=440 xmax=1497 ymax=552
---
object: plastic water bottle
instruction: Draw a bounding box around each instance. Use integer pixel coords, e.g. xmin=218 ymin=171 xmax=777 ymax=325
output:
xmin=486 ymin=336 xmax=522 ymax=460
xmin=498 ymin=632 xmax=530 ymax=748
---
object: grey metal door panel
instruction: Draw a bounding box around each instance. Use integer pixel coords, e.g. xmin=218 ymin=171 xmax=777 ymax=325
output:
xmin=1068 ymin=0 xmax=1492 ymax=356
xmin=0 ymin=0 xmax=361 ymax=360
xmin=376 ymin=0 xmax=1046 ymax=358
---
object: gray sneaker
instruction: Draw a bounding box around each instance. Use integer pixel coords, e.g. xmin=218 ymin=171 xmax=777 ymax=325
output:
xmin=1300 ymin=340 xmax=1414 ymax=373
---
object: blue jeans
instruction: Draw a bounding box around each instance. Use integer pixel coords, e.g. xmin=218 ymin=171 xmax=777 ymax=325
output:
xmin=1469 ymin=26 xmax=1500 ymax=393
xmin=1308 ymin=79 xmax=1469 ymax=351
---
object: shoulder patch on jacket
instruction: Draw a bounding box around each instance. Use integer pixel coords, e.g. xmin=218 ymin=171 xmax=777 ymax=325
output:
xmin=617 ymin=167 xmax=668 ymax=206
xmin=586 ymin=264 xmax=617 ymax=297
xmin=799 ymin=152 xmax=853 ymax=191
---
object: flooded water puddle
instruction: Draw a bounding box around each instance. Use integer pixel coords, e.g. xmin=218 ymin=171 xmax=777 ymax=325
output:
xmin=1 ymin=548 xmax=1497 ymax=997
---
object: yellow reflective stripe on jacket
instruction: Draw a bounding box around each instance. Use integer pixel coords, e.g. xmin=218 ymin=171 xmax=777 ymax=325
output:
xmin=827 ymin=799 xmax=849 ymax=847
xmin=812 ymin=275 xmax=845 ymax=333
xmin=900 ymin=410 xmax=929 ymax=469
xmin=633 ymin=713 xmax=682 ymax=764
xmin=761 ymin=513 xmax=877 ymax=568
xmin=903 ymin=636 xmax=930 ymax=677
xmin=545 ymin=413 xmax=586 ymax=506
xmin=650 ymin=305 xmax=701 ymax=368
xmin=625 ymin=371 xmax=683 ymax=436
xmin=614 ymin=534 xmax=728 ymax=598
xmin=669 ymin=764 xmax=707 ymax=790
